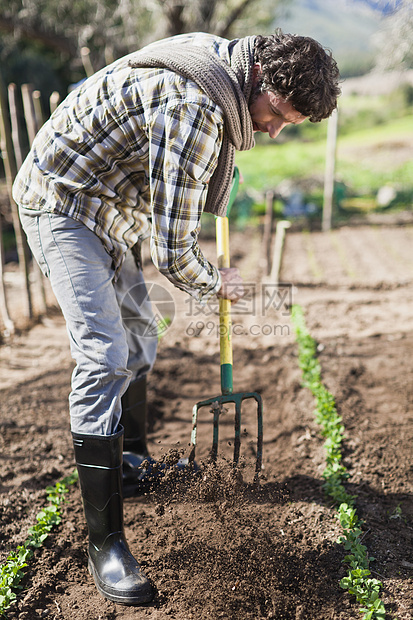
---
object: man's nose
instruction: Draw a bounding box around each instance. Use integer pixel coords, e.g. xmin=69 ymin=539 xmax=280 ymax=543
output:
xmin=268 ymin=119 xmax=289 ymax=139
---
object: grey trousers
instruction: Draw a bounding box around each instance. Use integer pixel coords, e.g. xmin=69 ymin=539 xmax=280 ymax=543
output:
xmin=20 ymin=211 xmax=157 ymax=435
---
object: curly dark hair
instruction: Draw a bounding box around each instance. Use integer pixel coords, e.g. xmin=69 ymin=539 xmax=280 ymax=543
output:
xmin=253 ymin=30 xmax=341 ymax=122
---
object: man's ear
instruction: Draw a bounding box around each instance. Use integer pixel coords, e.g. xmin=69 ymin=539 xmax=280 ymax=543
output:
xmin=252 ymin=63 xmax=262 ymax=84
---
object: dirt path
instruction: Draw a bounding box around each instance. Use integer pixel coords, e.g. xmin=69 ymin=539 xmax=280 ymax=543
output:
xmin=0 ymin=221 xmax=412 ymax=619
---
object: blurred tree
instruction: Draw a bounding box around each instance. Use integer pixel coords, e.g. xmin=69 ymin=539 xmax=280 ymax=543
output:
xmin=0 ymin=0 xmax=286 ymax=88
xmin=152 ymin=0 xmax=280 ymax=39
xmin=0 ymin=0 xmax=154 ymax=75
xmin=373 ymin=0 xmax=413 ymax=70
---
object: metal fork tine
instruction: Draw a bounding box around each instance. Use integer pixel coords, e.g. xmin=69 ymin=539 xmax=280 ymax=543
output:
xmin=190 ymin=392 xmax=263 ymax=475
xmin=234 ymin=399 xmax=241 ymax=465
xmin=255 ymin=394 xmax=264 ymax=478
xmin=211 ymin=402 xmax=220 ymax=461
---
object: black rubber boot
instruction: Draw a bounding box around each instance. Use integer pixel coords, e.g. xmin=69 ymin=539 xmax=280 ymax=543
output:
xmin=72 ymin=428 xmax=154 ymax=605
xmin=121 ymin=376 xmax=194 ymax=496
xmin=120 ymin=376 xmax=159 ymax=495
xmin=121 ymin=376 xmax=150 ymax=461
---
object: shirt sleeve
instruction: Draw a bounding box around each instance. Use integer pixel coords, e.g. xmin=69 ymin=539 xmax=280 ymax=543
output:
xmin=148 ymin=100 xmax=223 ymax=302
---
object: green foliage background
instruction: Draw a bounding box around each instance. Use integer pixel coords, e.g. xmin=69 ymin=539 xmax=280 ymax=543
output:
xmin=235 ymin=86 xmax=413 ymax=216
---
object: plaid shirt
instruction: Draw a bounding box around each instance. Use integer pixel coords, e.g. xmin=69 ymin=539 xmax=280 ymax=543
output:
xmin=13 ymin=33 xmax=236 ymax=301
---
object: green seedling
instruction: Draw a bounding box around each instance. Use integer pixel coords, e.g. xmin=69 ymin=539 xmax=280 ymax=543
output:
xmin=389 ymin=503 xmax=408 ymax=525
xmin=0 ymin=470 xmax=78 ymax=618
xmin=291 ymin=305 xmax=385 ymax=620
xmin=157 ymin=316 xmax=172 ymax=341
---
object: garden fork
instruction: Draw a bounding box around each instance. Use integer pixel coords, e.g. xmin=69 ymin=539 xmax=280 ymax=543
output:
xmin=189 ymin=169 xmax=264 ymax=478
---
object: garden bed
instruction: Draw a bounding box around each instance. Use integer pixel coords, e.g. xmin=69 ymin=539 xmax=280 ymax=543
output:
xmin=0 ymin=220 xmax=412 ymax=619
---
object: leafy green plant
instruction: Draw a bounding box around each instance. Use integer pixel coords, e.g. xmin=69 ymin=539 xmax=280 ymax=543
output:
xmin=291 ymin=305 xmax=385 ymax=620
xmin=0 ymin=470 xmax=78 ymax=617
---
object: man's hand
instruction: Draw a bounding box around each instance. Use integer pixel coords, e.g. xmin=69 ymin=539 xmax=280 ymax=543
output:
xmin=217 ymin=268 xmax=245 ymax=303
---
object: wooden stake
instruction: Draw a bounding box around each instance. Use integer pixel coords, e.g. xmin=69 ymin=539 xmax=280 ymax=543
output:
xmin=322 ymin=108 xmax=338 ymax=233
xmin=262 ymin=190 xmax=274 ymax=275
xmin=270 ymin=220 xmax=291 ymax=285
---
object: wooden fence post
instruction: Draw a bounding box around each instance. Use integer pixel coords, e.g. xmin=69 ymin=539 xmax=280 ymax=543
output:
xmin=50 ymin=91 xmax=61 ymax=114
xmin=81 ymin=47 xmax=95 ymax=78
xmin=8 ymin=83 xmax=25 ymax=169
xmin=0 ymin=216 xmax=14 ymax=336
xmin=0 ymin=72 xmax=33 ymax=320
xmin=21 ymin=84 xmax=39 ymax=145
xmin=32 ymin=90 xmax=45 ymax=128
xmin=21 ymin=84 xmax=48 ymax=315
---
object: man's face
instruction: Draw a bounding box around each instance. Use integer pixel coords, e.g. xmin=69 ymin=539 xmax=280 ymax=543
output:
xmin=249 ymin=65 xmax=308 ymax=139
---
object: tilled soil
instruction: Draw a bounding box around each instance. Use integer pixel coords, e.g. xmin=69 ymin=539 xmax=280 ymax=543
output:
xmin=0 ymin=220 xmax=412 ymax=620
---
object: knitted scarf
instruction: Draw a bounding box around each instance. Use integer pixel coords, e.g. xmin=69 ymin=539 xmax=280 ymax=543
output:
xmin=129 ymin=36 xmax=256 ymax=216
